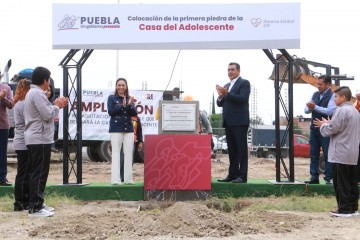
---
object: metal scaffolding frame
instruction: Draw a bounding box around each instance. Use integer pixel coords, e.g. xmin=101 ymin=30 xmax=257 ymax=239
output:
xmin=263 ymin=49 xmax=354 ymax=182
xmin=59 ymin=49 xmax=93 ymax=184
xmin=58 ymin=48 xmax=353 ymax=184
xmin=263 ymin=49 xmax=295 ymax=182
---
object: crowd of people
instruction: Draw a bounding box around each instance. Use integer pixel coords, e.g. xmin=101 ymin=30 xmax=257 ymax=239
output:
xmin=214 ymin=62 xmax=360 ymax=218
xmin=1 ymin=73 xmax=145 ymax=217
xmin=0 ymin=67 xmax=68 ymax=218
xmin=302 ymin=75 xmax=360 ymax=217
xmin=1 ymin=62 xmax=360 ymax=219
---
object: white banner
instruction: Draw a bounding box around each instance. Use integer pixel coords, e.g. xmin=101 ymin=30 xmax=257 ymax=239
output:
xmin=58 ymin=89 xmax=163 ymax=141
xmin=52 ymin=3 xmax=300 ymax=50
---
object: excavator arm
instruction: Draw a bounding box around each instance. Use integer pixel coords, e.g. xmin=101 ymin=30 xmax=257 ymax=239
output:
xmin=299 ymin=73 xmax=356 ymax=104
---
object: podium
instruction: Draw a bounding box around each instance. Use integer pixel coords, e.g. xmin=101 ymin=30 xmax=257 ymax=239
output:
xmin=144 ymin=134 xmax=211 ymax=200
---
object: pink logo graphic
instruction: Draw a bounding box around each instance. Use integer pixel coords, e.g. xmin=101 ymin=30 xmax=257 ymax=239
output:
xmin=144 ymin=135 xmax=211 ymax=190
xmin=251 ymin=18 xmax=262 ymax=27
xmin=58 ymin=14 xmax=79 ymax=30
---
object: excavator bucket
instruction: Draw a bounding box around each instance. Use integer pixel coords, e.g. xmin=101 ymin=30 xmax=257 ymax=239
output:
xmin=268 ymin=54 xmax=311 ymax=84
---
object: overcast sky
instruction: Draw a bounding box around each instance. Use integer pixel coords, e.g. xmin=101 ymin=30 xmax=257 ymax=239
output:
xmin=0 ymin=0 xmax=358 ymax=125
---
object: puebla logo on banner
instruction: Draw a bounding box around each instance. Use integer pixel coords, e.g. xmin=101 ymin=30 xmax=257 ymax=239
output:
xmin=58 ymin=14 xmax=120 ymax=30
xmin=53 ymin=3 xmax=300 ymax=50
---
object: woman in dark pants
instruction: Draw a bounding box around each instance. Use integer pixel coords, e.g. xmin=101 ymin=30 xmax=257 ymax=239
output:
xmin=13 ymin=79 xmax=31 ymax=211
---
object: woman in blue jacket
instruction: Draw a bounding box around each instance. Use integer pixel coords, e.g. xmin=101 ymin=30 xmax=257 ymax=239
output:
xmin=107 ymin=78 xmax=137 ymax=184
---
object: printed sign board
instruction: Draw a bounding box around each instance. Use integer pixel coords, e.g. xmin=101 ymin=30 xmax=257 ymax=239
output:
xmin=157 ymin=100 xmax=199 ymax=134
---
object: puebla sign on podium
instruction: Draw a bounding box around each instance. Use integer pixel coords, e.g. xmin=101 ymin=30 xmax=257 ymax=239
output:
xmin=144 ymin=101 xmax=212 ymax=200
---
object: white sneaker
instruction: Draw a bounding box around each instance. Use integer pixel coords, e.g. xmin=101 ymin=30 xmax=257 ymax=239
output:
xmin=330 ymin=211 xmax=353 ymax=218
xmin=29 ymin=209 xmax=54 ymax=217
xmin=43 ymin=204 xmax=55 ymax=212
xmin=352 ymin=211 xmax=359 ymax=216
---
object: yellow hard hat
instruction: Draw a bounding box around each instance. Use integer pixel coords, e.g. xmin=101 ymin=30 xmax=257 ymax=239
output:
xmin=183 ymin=95 xmax=194 ymax=101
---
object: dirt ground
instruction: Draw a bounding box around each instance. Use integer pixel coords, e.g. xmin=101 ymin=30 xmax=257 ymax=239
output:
xmin=2 ymin=153 xmax=360 ymax=240
xmin=6 ymin=152 xmax=311 ymax=183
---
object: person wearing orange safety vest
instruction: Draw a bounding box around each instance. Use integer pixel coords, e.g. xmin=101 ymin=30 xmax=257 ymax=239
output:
xmin=120 ymin=115 xmax=143 ymax=182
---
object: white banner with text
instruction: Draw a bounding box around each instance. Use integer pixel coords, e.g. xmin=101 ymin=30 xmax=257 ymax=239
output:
xmin=58 ymin=89 xmax=163 ymax=141
xmin=52 ymin=3 xmax=300 ymax=50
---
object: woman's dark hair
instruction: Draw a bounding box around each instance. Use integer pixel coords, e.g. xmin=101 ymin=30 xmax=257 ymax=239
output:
xmin=48 ymin=84 xmax=54 ymax=101
xmin=114 ymin=78 xmax=129 ymax=97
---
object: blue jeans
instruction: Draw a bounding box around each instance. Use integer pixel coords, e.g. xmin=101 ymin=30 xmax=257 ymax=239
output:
xmin=310 ymin=129 xmax=332 ymax=181
xmin=0 ymin=129 xmax=9 ymax=181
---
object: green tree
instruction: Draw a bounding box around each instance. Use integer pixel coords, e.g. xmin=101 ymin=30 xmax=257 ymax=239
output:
xmin=210 ymin=114 xmax=224 ymax=136
xmin=211 ymin=93 xmax=216 ymax=114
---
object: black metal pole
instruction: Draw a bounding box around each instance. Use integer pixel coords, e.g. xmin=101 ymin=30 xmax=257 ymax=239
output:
xmin=63 ymin=66 xmax=69 ymax=184
xmin=76 ymin=66 xmax=82 ymax=184
xmin=263 ymin=49 xmax=276 ymax=64
xmin=333 ymin=67 xmax=340 ymax=86
xmin=288 ymin=62 xmax=294 ymax=182
xmin=274 ymin=62 xmax=281 ymax=182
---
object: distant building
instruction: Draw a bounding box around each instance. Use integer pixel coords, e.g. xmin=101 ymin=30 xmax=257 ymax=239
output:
xmin=280 ymin=116 xmax=311 ymax=136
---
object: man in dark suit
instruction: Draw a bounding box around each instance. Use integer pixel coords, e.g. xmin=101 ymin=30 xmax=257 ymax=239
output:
xmin=216 ymin=62 xmax=250 ymax=183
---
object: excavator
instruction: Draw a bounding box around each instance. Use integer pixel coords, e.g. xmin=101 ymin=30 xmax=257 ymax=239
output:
xmin=267 ymin=54 xmax=356 ymax=177
xmin=268 ymin=54 xmax=356 ymax=102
